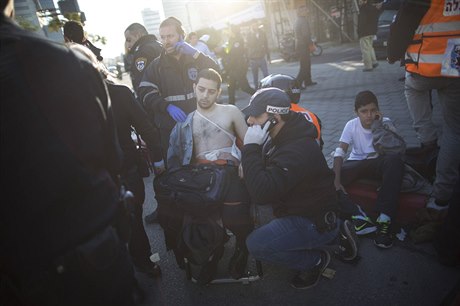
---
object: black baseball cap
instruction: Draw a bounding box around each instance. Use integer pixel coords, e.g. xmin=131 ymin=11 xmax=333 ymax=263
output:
xmin=242 ymin=88 xmax=291 ymax=117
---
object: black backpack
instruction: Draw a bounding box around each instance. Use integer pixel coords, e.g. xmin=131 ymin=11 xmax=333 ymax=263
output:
xmin=154 ymin=164 xmax=229 ymax=217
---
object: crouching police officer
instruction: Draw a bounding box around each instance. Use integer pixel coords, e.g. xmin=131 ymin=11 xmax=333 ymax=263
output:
xmin=241 ymin=88 xmax=359 ymax=289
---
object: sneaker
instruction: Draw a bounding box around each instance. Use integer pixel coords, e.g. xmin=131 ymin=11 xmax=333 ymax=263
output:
xmin=144 ymin=210 xmax=158 ymax=224
xmin=352 ymin=215 xmax=377 ymax=235
xmin=196 ymin=245 xmax=224 ymax=285
xmin=426 ymin=197 xmax=449 ymax=211
xmin=336 ymin=220 xmax=359 ymax=261
xmin=228 ymin=247 xmax=249 ymax=280
xmin=372 ymin=63 xmax=379 ymax=68
xmin=290 ymin=250 xmax=330 ymax=289
xmin=374 ymin=220 xmax=393 ymax=248
xmin=363 ymin=68 xmax=373 ymax=72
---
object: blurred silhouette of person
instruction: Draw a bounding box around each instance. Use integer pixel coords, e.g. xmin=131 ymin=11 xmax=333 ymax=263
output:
xmin=186 ymin=31 xmax=217 ymax=62
xmin=225 ymin=25 xmax=255 ymax=105
xmin=1 ymin=1 xmax=138 ymax=304
xmin=357 ymin=0 xmax=382 ymax=72
xmin=294 ymin=4 xmax=317 ymax=88
xmin=63 ymin=20 xmax=103 ymax=61
xmin=246 ymin=23 xmax=270 ymax=87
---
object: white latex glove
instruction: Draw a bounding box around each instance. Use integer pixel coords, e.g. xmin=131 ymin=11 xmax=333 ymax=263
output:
xmin=244 ymin=121 xmax=270 ymax=145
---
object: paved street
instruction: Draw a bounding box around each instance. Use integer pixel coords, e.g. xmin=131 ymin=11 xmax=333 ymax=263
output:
xmin=129 ymin=42 xmax=459 ymax=306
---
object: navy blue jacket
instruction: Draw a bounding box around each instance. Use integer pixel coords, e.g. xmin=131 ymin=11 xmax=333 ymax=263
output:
xmin=242 ymin=112 xmax=338 ymax=220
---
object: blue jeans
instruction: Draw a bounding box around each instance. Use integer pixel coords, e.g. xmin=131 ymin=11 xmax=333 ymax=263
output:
xmin=246 ymin=215 xmax=339 ymax=271
xmin=405 ymin=72 xmax=460 ymax=201
xmin=249 ymin=57 xmax=268 ymax=87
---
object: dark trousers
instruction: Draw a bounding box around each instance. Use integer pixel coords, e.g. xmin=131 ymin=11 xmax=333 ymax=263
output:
xmin=341 ymin=155 xmax=404 ymax=218
xmin=123 ymin=167 xmax=151 ymax=264
xmin=296 ymin=50 xmax=312 ymax=85
xmin=221 ymin=166 xmax=254 ymax=249
xmin=227 ymin=70 xmax=255 ymax=105
xmin=433 ymin=170 xmax=460 ymax=263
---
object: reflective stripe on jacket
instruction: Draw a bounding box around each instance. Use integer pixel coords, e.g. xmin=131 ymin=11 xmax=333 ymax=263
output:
xmin=405 ymin=0 xmax=460 ymax=77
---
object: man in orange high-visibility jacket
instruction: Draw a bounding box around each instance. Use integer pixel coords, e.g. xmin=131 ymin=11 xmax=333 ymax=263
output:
xmin=388 ymin=0 xmax=460 ymax=264
xmin=259 ymin=74 xmax=324 ymax=150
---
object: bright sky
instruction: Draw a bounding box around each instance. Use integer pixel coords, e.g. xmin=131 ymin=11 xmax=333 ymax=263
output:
xmin=76 ymin=0 xmax=164 ymax=59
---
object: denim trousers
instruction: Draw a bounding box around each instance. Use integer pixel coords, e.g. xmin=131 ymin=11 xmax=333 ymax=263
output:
xmin=405 ymin=72 xmax=460 ymax=201
xmin=249 ymin=57 xmax=268 ymax=87
xmin=246 ymin=215 xmax=339 ymax=271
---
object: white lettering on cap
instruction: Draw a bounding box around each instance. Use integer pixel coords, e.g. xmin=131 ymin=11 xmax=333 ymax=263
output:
xmin=266 ymin=105 xmax=290 ymax=114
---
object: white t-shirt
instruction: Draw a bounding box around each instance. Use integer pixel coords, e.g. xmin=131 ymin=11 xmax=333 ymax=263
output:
xmin=339 ymin=117 xmax=391 ymax=161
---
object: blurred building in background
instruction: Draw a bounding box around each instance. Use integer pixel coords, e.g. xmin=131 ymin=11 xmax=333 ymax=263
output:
xmin=38 ymin=0 xmax=64 ymax=41
xmin=14 ymin=0 xmax=83 ymax=42
xmin=13 ymin=0 xmax=45 ymax=36
xmin=14 ymin=0 xmax=395 ymax=60
xmin=141 ymin=8 xmax=161 ymax=36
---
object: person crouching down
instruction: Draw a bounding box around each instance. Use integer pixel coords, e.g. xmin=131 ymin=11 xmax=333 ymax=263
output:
xmin=242 ymin=88 xmax=359 ymax=289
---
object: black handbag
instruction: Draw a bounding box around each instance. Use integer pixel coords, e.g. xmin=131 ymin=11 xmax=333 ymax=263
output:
xmin=155 ymin=164 xmax=229 ymax=216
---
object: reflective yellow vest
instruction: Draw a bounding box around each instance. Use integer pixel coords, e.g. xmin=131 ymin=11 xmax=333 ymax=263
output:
xmin=405 ymin=0 xmax=460 ymax=78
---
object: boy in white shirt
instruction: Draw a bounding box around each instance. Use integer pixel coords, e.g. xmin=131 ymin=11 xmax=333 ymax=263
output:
xmin=333 ymin=90 xmax=404 ymax=248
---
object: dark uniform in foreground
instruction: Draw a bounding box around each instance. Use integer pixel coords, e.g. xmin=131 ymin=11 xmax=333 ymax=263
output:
xmin=0 ymin=6 xmax=136 ymax=305
xmin=107 ymin=82 xmax=163 ymax=276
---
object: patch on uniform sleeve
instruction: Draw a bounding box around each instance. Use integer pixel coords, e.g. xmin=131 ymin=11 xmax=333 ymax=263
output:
xmin=135 ymin=57 xmax=147 ymax=72
xmin=188 ymin=67 xmax=198 ymax=81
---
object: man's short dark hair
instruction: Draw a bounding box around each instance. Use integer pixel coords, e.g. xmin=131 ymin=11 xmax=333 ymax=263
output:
xmin=124 ymin=23 xmax=148 ymax=36
xmin=196 ymin=68 xmax=222 ymax=90
xmin=63 ymin=20 xmax=84 ymax=44
xmin=160 ymin=17 xmax=185 ymax=37
xmin=355 ymin=90 xmax=379 ymax=111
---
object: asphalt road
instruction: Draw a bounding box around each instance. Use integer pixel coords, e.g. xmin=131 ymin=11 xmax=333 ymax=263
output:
xmin=120 ymin=42 xmax=459 ymax=306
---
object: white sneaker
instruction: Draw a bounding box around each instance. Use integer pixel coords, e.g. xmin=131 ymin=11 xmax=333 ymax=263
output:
xmin=426 ymin=197 xmax=449 ymax=210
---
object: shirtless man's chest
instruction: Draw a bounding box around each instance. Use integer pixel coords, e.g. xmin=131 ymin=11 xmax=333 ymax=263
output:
xmin=192 ymin=109 xmax=237 ymax=161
